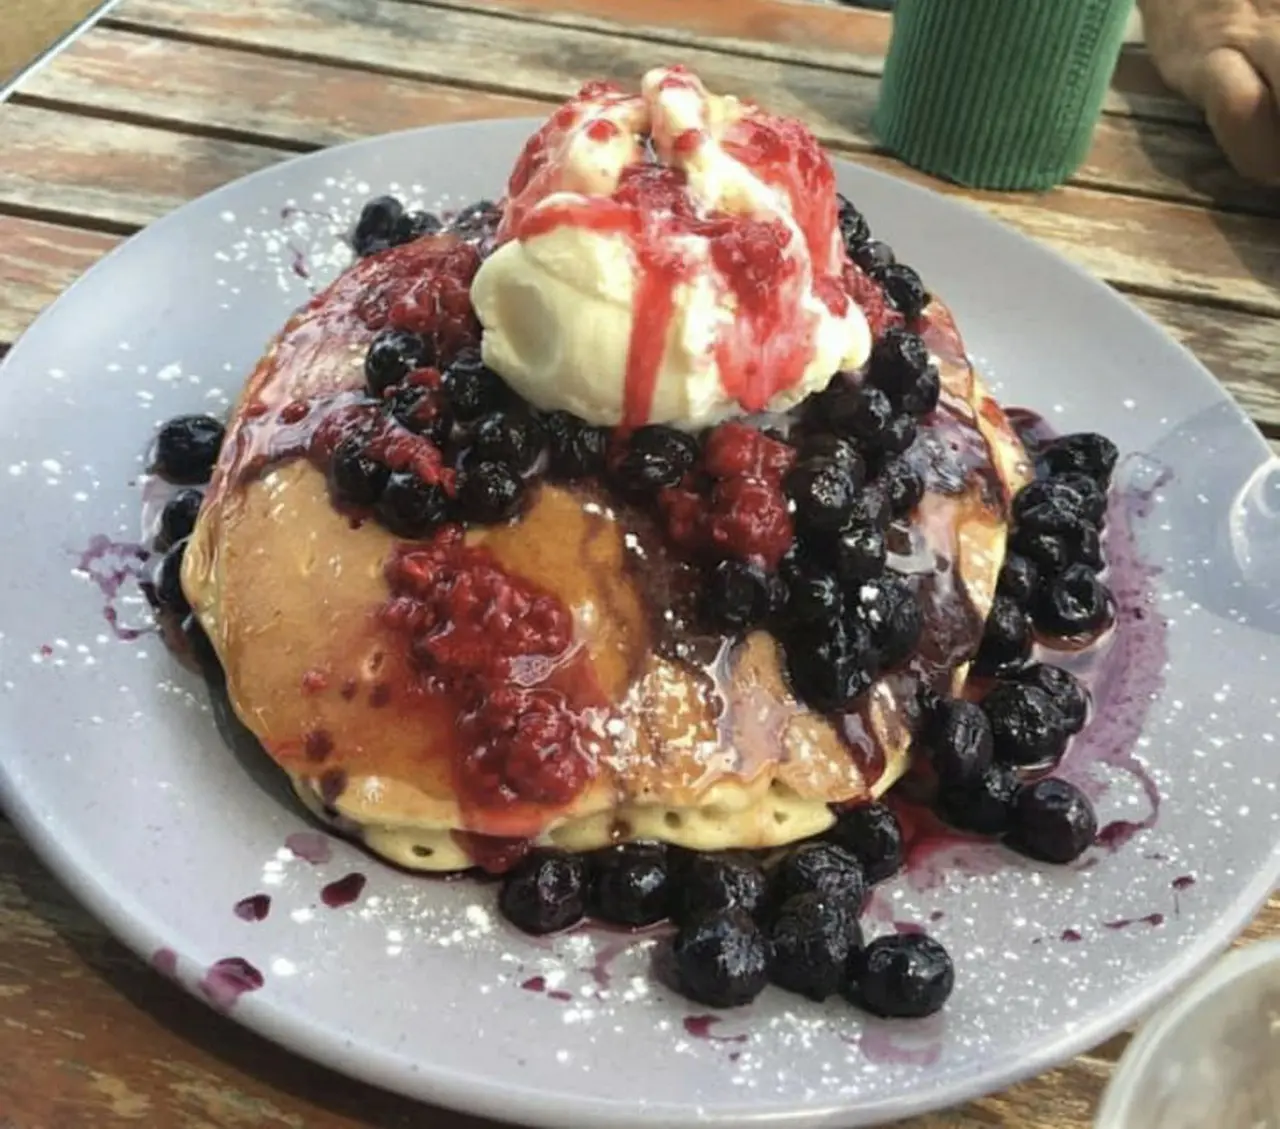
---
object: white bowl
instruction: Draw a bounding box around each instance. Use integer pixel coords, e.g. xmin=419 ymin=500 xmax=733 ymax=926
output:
xmin=1096 ymin=939 xmax=1280 ymax=1129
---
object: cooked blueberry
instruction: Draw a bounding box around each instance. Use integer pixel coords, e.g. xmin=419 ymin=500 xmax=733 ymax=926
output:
xmin=855 ymin=572 xmax=921 ymax=669
xmin=880 ymin=457 xmax=925 ymax=517
xmin=785 ymin=617 xmax=875 ymax=711
xmin=851 ymin=239 xmax=895 ymax=272
xmin=498 ymin=850 xmax=587 ymax=934
xmin=1074 ymin=523 xmax=1105 ymax=570
xmin=1012 ymin=477 xmax=1102 ymax=535
xmin=1055 ymin=472 xmax=1109 ymax=524
xmin=156 ymin=488 xmax=202 ymax=550
xmin=834 ymin=525 xmax=887 ymax=583
xmin=703 ymin=559 xmax=775 ymax=632
xmin=1006 ymin=778 xmax=1098 ymax=864
xmin=392 ymin=209 xmax=442 ymax=244
xmin=837 ymin=194 xmax=871 ymax=248
xmin=922 ymin=699 xmax=993 ymax=788
xmin=800 ymin=432 xmax=860 ymax=467
xmin=997 ymin=554 xmax=1038 ymax=606
xmin=152 ymin=540 xmax=190 ymax=616
xmin=449 ymin=199 xmax=499 ymax=239
xmin=458 ymin=461 xmax=523 ymax=524
xmin=469 ymin=410 xmax=546 ymax=474
xmin=825 ymin=802 xmax=904 ymax=884
xmin=385 ymin=385 xmax=452 ymax=445
xmin=668 ymin=908 xmax=770 ymax=1008
xmin=871 ymin=263 xmax=930 ymax=320
xmin=442 ymin=349 xmax=507 ymax=422
xmin=869 ymin=329 xmax=940 ymax=417
xmin=1012 ymin=663 xmax=1089 ymax=735
xmin=881 ymin=414 xmax=919 ymax=456
xmin=975 ymin=595 xmax=1032 ymax=674
xmin=787 ymin=456 xmax=862 ymax=534
xmin=937 ymin=762 xmax=1020 ymax=836
xmin=981 ymin=682 xmax=1069 ymax=766
xmin=330 ymin=437 xmax=390 ymax=506
xmin=351 ymin=194 xmax=403 ymax=257
xmin=1010 ymin=527 xmax=1071 ymax=575
xmin=375 ymin=472 xmax=452 ymax=537
xmin=783 ymin=557 xmax=845 ymax=623
xmin=1039 ymin=432 xmax=1119 ymax=487
xmin=180 ymin=611 xmax=217 ymax=670
xmin=365 ymin=328 xmax=430 ymax=397
xmin=152 ymin=414 xmax=225 ymax=484
xmin=612 ymin=425 xmax=699 ymax=495
xmin=1034 ymin=563 xmax=1113 ymax=637
xmin=769 ymin=842 xmax=866 ymax=914
xmin=846 ymin=933 xmax=954 ymax=1018
xmin=669 ymin=852 xmax=768 ymax=926
xmin=829 ymin=384 xmax=894 ymax=447
xmin=587 ymin=843 xmax=669 ymax=927
xmin=849 ymin=481 xmax=893 ymax=531
xmin=769 ymin=893 xmax=863 ymax=1001
xmin=543 ymin=411 xmax=607 ymax=480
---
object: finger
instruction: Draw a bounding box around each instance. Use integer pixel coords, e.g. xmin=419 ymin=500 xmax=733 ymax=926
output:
xmin=1198 ymin=47 xmax=1280 ymax=183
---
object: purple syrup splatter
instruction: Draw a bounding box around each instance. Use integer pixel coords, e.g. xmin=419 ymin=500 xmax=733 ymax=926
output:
xmin=521 ymin=975 xmax=546 ymax=992
xmin=73 ymin=535 xmax=155 ymax=641
xmin=1103 ymin=913 xmax=1165 ymax=931
xmin=586 ymin=935 xmax=642 ymax=989
xmin=683 ymin=1015 xmax=748 ymax=1044
xmin=284 ymin=831 xmax=332 ymax=864
xmin=289 ymin=246 xmax=311 ymax=281
xmin=233 ymin=894 xmax=271 ymax=922
xmin=1061 ymin=928 xmax=1083 ymax=943
xmin=320 ymin=872 xmax=366 ymax=908
xmin=151 ymin=947 xmax=178 ymax=978
xmin=892 ymin=921 xmax=927 ymax=936
xmin=1053 ymin=455 xmax=1172 ymax=847
xmin=198 ymin=957 xmax=263 ymax=1012
xmin=1172 ymin=875 xmax=1196 ymax=891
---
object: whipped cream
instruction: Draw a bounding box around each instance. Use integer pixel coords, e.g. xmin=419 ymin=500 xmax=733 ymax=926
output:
xmin=470 ymin=68 xmax=870 ymax=432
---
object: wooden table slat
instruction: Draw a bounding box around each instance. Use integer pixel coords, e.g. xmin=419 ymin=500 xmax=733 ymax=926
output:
xmin=28 ymin=25 xmax=1280 ymax=221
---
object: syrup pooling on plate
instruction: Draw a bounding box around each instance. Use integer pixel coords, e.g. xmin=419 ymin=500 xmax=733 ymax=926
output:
xmin=147 ymin=68 xmax=1141 ymax=1022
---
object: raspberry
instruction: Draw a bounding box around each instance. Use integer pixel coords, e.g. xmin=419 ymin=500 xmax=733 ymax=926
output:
xmin=703 ymin=421 xmax=796 ymax=482
xmin=706 ymin=476 xmax=793 ymax=569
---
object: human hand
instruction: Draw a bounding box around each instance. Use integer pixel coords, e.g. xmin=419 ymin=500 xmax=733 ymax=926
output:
xmin=1140 ymin=0 xmax=1280 ymax=183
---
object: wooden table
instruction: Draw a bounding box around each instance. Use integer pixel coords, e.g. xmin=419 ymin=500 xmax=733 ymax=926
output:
xmin=0 ymin=1 xmax=1277 ymax=1126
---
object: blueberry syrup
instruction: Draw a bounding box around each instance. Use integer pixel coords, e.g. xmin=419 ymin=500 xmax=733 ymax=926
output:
xmin=1103 ymin=913 xmax=1165 ymax=931
xmin=284 ymin=830 xmax=333 ymax=864
xmin=1055 ymin=454 xmax=1172 ymax=848
xmin=73 ymin=534 xmax=155 ymax=641
xmin=233 ymin=894 xmax=271 ymax=922
xmin=320 ymin=871 xmax=367 ymax=908
xmin=1061 ymin=929 xmax=1083 ymax=943
xmin=892 ymin=920 xmax=927 ymax=936
xmin=519 ymin=975 xmax=573 ymax=1002
xmin=1172 ymin=874 xmax=1195 ymax=891
xmin=683 ymin=1015 xmax=748 ymax=1044
xmin=884 ymin=796 xmax=1005 ymax=892
xmin=586 ymin=933 xmax=650 ymax=989
xmin=198 ymin=957 xmax=264 ymax=1011
xmin=151 ymin=947 xmax=178 ymax=978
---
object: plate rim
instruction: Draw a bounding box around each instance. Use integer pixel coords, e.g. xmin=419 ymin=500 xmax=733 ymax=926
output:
xmin=1 ymin=117 xmax=1277 ymax=1128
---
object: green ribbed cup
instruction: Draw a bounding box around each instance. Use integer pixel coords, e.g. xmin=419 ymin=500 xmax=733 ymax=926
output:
xmin=873 ymin=0 xmax=1135 ymax=191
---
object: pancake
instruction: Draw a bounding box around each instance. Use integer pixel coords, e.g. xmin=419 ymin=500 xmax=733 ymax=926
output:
xmin=182 ymin=231 xmax=1031 ymax=873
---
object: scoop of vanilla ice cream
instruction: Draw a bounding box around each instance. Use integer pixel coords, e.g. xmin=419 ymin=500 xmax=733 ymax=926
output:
xmin=470 ymin=68 xmax=870 ymax=431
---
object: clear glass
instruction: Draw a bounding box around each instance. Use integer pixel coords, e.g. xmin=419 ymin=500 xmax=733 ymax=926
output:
xmin=1096 ymin=940 xmax=1280 ymax=1129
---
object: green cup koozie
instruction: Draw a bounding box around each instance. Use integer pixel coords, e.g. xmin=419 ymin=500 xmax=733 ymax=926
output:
xmin=873 ymin=0 xmax=1135 ymax=191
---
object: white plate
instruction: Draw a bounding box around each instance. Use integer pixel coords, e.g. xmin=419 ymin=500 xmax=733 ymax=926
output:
xmin=0 ymin=121 xmax=1277 ymax=1128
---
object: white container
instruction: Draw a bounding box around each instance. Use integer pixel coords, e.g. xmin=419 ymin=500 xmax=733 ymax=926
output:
xmin=1096 ymin=940 xmax=1280 ymax=1129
